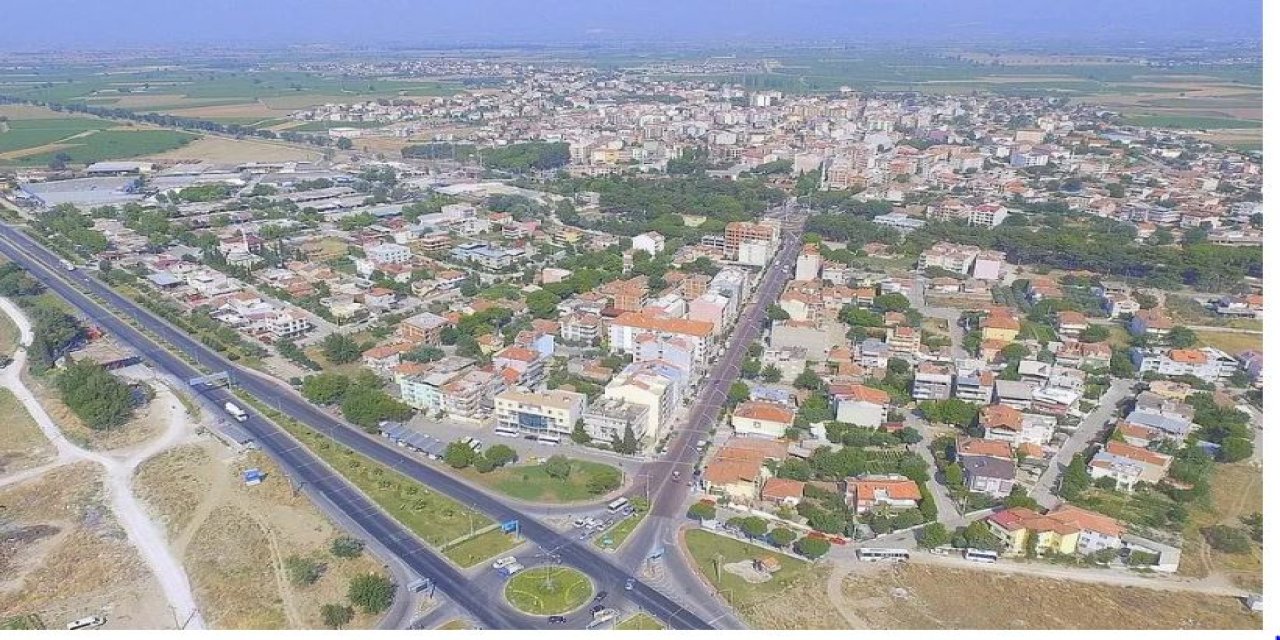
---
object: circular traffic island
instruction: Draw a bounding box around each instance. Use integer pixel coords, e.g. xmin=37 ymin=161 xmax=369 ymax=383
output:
xmin=503 ymin=566 xmax=594 ymax=616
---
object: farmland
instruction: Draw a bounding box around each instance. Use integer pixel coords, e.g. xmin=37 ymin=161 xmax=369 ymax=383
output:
xmin=13 ymin=129 xmax=197 ymax=166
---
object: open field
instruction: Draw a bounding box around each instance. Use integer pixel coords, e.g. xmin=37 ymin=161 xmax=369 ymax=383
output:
xmin=0 ymin=303 xmax=19 ymax=353
xmin=0 ymin=463 xmax=172 ymax=630
xmin=0 ymin=388 xmax=55 ymax=475
xmin=11 ymin=129 xmax=197 ymax=166
xmin=134 ymin=441 xmax=389 ymax=629
xmin=463 ymin=459 xmax=622 ymax=503
xmin=141 ymin=135 xmax=323 ymax=163
xmin=1120 ymin=115 xmax=1261 ymax=130
xmin=503 ymin=567 xmax=593 ymax=615
xmin=20 ymin=371 xmax=162 ymax=451
xmin=1178 ymin=463 xmax=1262 ymax=592
xmin=0 ymin=117 xmax=106 ymax=154
xmin=682 ymin=529 xmax=809 ymax=611
xmin=839 ymin=563 xmax=1259 ymax=630
xmin=1193 ymin=330 xmax=1262 ymax=356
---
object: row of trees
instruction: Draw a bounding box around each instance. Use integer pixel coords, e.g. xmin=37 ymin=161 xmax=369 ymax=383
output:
xmin=300 ymin=371 xmax=412 ymax=431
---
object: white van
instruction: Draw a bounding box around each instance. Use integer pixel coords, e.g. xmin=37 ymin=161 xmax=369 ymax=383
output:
xmin=67 ymin=615 xmax=106 ymax=630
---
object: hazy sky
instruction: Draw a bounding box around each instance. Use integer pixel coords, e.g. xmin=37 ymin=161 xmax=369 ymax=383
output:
xmin=5 ymin=0 xmax=1262 ymax=50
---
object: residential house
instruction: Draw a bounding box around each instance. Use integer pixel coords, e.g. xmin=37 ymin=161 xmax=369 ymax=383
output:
xmin=831 ymin=384 xmax=890 ymax=428
xmin=845 ymin=475 xmax=923 ymax=514
xmin=731 ymin=401 xmax=796 ymax=439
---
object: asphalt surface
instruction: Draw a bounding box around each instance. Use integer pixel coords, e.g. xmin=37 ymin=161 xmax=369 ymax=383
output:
xmin=0 ymin=224 xmax=714 ymax=631
xmin=615 ymin=203 xmax=808 ymax=595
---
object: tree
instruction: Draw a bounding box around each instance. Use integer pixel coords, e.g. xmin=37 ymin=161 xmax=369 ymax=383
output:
xmin=917 ymin=522 xmax=949 ymax=549
xmin=794 ymin=369 xmax=823 ymax=391
xmin=1059 ymin=453 xmax=1092 ymax=500
xmin=1134 ymin=292 xmax=1159 ymax=309
xmin=484 ymin=444 xmax=518 ymax=467
xmin=331 ymin=536 xmax=365 ymax=559
xmin=794 ymin=535 xmax=832 ymax=559
xmin=570 ymin=419 xmax=591 ymax=444
xmin=872 ymin=293 xmax=911 ymax=313
xmin=285 ymin=555 xmax=323 ymax=586
xmin=687 ymin=501 xmax=716 ymax=521
xmin=1079 ymin=324 xmax=1110 ymax=343
xmin=348 ymin=573 xmax=395 ymax=614
xmin=917 ymin=399 xmax=979 ymax=428
xmin=776 ymin=458 xmax=813 ymax=481
xmin=739 ymin=517 xmax=768 ymax=540
xmin=766 ymin=304 xmax=791 ymax=321
xmin=962 ymin=521 xmax=1001 ymax=551
xmin=767 ymin=527 xmax=798 ymax=548
xmin=761 ymin=365 xmax=782 ymax=383
xmin=727 ymin=381 xmax=750 ymax=406
xmin=1202 ymin=525 xmax=1251 ymax=554
xmin=543 ymin=455 xmax=572 ymax=479
xmin=321 ymin=333 xmax=362 ymax=364
xmin=340 ymin=386 xmax=413 ymax=430
xmin=899 ymin=427 xmax=923 ymax=445
xmin=1163 ymin=325 xmax=1198 ymax=348
xmin=943 ymin=462 xmax=965 ymax=490
xmin=301 ymin=373 xmax=351 ymax=405
xmin=1003 ymin=485 xmax=1039 ymax=510
xmin=320 ymin=603 xmax=354 ymax=629
xmin=444 ymin=441 xmax=477 ymax=468
xmin=55 ymin=361 xmax=134 ymax=430
xmin=618 ymin=424 xmax=639 ymax=455
xmin=1220 ymin=436 xmax=1254 ymax=463
xmin=586 ymin=469 xmax=621 ymax=495
xmin=1110 ymin=351 xmax=1136 ymax=377
xmin=336 ymin=137 xmax=353 ymax=150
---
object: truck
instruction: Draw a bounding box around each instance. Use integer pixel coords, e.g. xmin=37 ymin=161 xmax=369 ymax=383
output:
xmin=59 ymin=258 xmax=76 ymax=271
xmin=224 ymin=402 xmax=248 ymax=422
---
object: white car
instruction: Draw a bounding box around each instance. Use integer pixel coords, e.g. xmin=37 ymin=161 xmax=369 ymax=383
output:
xmin=492 ymin=556 xmax=518 ymax=570
xmin=67 ymin=616 xmax=106 ymax=630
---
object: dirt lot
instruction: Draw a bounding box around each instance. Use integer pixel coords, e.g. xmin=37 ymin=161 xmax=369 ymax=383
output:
xmin=839 ymin=563 xmax=1259 ymax=630
xmin=0 ymin=388 xmax=55 ymax=475
xmin=20 ymin=371 xmax=161 ymax=452
xmin=141 ymin=136 xmax=322 ymax=163
xmin=1179 ymin=463 xmax=1262 ymax=591
xmin=739 ymin=567 xmax=846 ymax=630
xmin=0 ymin=463 xmax=172 ymax=630
xmin=134 ymin=441 xmax=388 ymax=629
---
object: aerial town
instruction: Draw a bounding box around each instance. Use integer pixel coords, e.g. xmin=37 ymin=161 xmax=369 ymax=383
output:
xmin=0 ymin=10 xmax=1265 ymax=634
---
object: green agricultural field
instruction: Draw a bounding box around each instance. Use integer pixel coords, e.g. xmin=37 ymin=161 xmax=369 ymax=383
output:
xmin=0 ymin=117 xmax=106 ymax=153
xmin=504 ymin=567 xmax=594 ymax=615
xmin=1121 ymin=114 xmax=1262 ymax=130
xmin=10 ymin=129 xmax=197 ymax=166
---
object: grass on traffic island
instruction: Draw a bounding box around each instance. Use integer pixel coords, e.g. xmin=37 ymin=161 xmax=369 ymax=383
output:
xmin=237 ymin=396 xmax=518 ymax=565
xmin=436 ymin=619 xmax=473 ymax=630
xmin=615 ymin=613 xmax=664 ymax=630
xmin=504 ymin=566 xmax=594 ymax=616
xmin=442 ymin=527 xmax=522 ymax=568
xmin=682 ymin=529 xmax=808 ymax=611
xmin=464 ymin=458 xmax=623 ymax=503
xmin=595 ymin=512 xmax=645 ymax=552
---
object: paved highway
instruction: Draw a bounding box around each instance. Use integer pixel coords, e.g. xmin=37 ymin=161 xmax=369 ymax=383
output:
xmin=0 ymin=224 xmax=715 ymax=630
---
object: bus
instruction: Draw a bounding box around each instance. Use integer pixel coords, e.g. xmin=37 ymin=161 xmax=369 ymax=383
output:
xmin=536 ymin=434 xmax=561 ymax=445
xmin=494 ymin=426 xmax=520 ymax=438
xmin=856 ymin=548 xmax=910 ymax=563
xmin=606 ymin=498 xmax=631 ymax=514
xmin=964 ymin=549 xmax=999 ymax=563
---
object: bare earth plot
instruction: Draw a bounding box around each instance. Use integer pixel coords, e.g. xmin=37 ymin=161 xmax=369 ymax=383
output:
xmin=1179 ymin=463 xmax=1262 ymax=592
xmin=0 ymin=388 xmax=55 ymax=475
xmin=134 ymin=441 xmax=389 ymax=629
xmin=839 ymin=564 xmax=1259 ymax=630
xmin=0 ymin=463 xmax=172 ymax=630
xmin=141 ymin=136 xmax=323 ymax=163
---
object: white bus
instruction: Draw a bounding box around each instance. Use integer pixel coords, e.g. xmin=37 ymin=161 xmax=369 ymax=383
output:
xmin=856 ymin=548 xmax=910 ymax=563
xmin=964 ymin=549 xmax=999 ymax=563
xmin=536 ymin=433 xmax=561 ymax=445
xmin=494 ymin=426 xmax=520 ymax=438
xmin=606 ymin=498 xmax=631 ymax=514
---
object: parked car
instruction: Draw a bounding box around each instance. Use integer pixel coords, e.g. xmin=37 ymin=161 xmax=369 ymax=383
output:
xmin=547 ymin=615 xmax=567 ymax=624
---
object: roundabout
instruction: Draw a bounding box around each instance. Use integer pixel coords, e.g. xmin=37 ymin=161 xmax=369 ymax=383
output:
xmin=503 ymin=566 xmax=595 ymax=616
